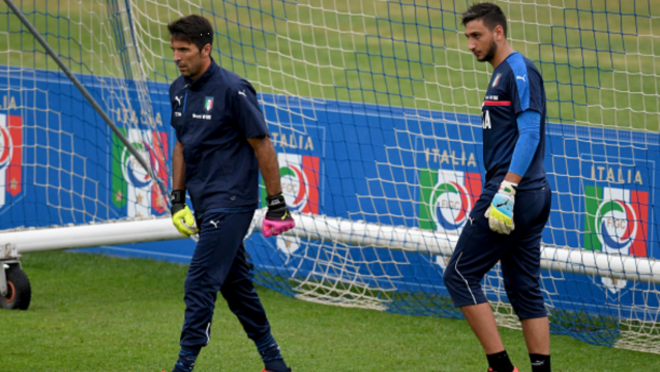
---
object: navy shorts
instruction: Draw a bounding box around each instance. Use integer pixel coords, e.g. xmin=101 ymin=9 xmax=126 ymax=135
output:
xmin=443 ymin=186 xmax=552 ymax=320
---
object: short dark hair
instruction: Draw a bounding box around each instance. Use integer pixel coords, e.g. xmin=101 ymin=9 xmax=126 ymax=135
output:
xmin=167 ymin=15 xmax=214 ymax=52
xmin=462 ymin=3 xmax=507 ymax=37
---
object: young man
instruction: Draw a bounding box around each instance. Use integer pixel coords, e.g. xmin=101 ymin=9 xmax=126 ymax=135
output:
xmin=166 ymin=15 xmax=295 ymax=372
xmin=442 ymin=3 xmax=552 ymax=372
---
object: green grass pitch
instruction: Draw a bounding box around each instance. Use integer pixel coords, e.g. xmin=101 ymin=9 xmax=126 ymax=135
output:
xmin=2 ymin=250 xmax=660 ymax=371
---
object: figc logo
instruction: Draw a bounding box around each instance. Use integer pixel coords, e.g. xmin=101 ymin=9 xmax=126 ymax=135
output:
xmin=112 ymin=129 xmax=169 ymax=217
xmin=584 ymin=186 xmax=648 ymax=257
xmin=263 ymin=153 xmax=320 ymax=214
xmin=0 ymin=114 xmax=22 ymax=208
xmin=419 ymin=169 xmax=481 ymax=233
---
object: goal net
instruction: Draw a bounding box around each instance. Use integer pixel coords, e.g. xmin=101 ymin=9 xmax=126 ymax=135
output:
xmin=1 ymin=0 xmax=659 ymax=354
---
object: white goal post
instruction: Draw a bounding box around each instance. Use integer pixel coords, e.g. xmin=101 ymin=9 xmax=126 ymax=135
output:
xmin=4 ymin=212 xmax=660 ymax=285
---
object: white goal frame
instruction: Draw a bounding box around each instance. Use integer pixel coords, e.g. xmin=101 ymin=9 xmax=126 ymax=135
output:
xmin=4 ymin=211 xmax=660 ymax=284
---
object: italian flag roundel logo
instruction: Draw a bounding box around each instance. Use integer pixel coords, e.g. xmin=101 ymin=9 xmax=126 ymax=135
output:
xmin=584 ymin=185 xmax=648 ymax=257
xmin=419 ymin=169 xmax=481 ymax=233
xmin=112 ymin=129 xmax=169 ymax=217
xmin=265 ymin=153 xmax=319 ymax=214
xmin=0 ymin=114 xmax=22 ymax=208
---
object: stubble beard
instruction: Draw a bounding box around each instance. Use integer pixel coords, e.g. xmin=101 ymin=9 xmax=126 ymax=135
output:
xmin=479 ymin=40 xmax=498 ymax=62
xmin=178 ymin=55 xmax=203 ymax=78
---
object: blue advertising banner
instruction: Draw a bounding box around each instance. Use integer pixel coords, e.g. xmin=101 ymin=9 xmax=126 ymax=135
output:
xmin=1 ymin=67 xmax=658 ymax=323
xmin=0 ymin=66 xmax=173 ymax=228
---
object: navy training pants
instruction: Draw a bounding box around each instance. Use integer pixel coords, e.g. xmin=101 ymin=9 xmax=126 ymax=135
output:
xmin=179 ymin=208 xmax=271 ymax=349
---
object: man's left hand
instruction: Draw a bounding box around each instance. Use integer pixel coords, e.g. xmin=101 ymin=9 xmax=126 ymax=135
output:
xmin=263 ymin=193 xmax=295 ymax=237
xmin=485 ymin=180 xmax=517 ymax=235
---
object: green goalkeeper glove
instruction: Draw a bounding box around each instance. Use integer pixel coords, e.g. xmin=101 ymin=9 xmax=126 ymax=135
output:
xmin=170 ymin=190 xmax=198 ymax=237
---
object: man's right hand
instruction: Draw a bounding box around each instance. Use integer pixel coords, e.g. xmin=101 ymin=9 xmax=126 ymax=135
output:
xmin=171 ymin=190 xmax=198 ymax=237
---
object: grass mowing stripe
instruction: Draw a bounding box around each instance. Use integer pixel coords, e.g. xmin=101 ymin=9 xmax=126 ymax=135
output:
xmin=1 ymin=250 xmax=659 ymax=371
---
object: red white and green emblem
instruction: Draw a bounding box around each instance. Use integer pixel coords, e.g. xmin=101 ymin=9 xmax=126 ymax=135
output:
xmin=205 ymin=96 xmax=214 ymax=111
xmin=584 ymin=185 xmax=648 ymax=257
xmin=0 ymin=113 xmax=22 ymax=208
xmin=112 ymin=129 xmax=168 ymax=217
xmin=262 ymin=153 xmax=320 ymax=214
xmin=492 ymin=73 xmax=502 ymax=87
xmin=279 ymin=154 xmax=319 ymax=214
xmin=419 ymin=169 xmax=481 ymax=233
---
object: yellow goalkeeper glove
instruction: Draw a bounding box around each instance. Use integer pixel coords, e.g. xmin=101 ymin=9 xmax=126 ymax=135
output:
xmin=484 ymin=180 xmax=517 ymax=235
xmin=170 ymin=190 xmax=198 ymax=237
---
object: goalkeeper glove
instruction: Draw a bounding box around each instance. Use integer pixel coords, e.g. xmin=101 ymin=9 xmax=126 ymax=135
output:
xmin=170 ymin=190 xmax=198 ymax=237
xmin=484 ymin=180 xmax=517 ymax=235
xmin=262 ymin=193 xmax=295 ymax=238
